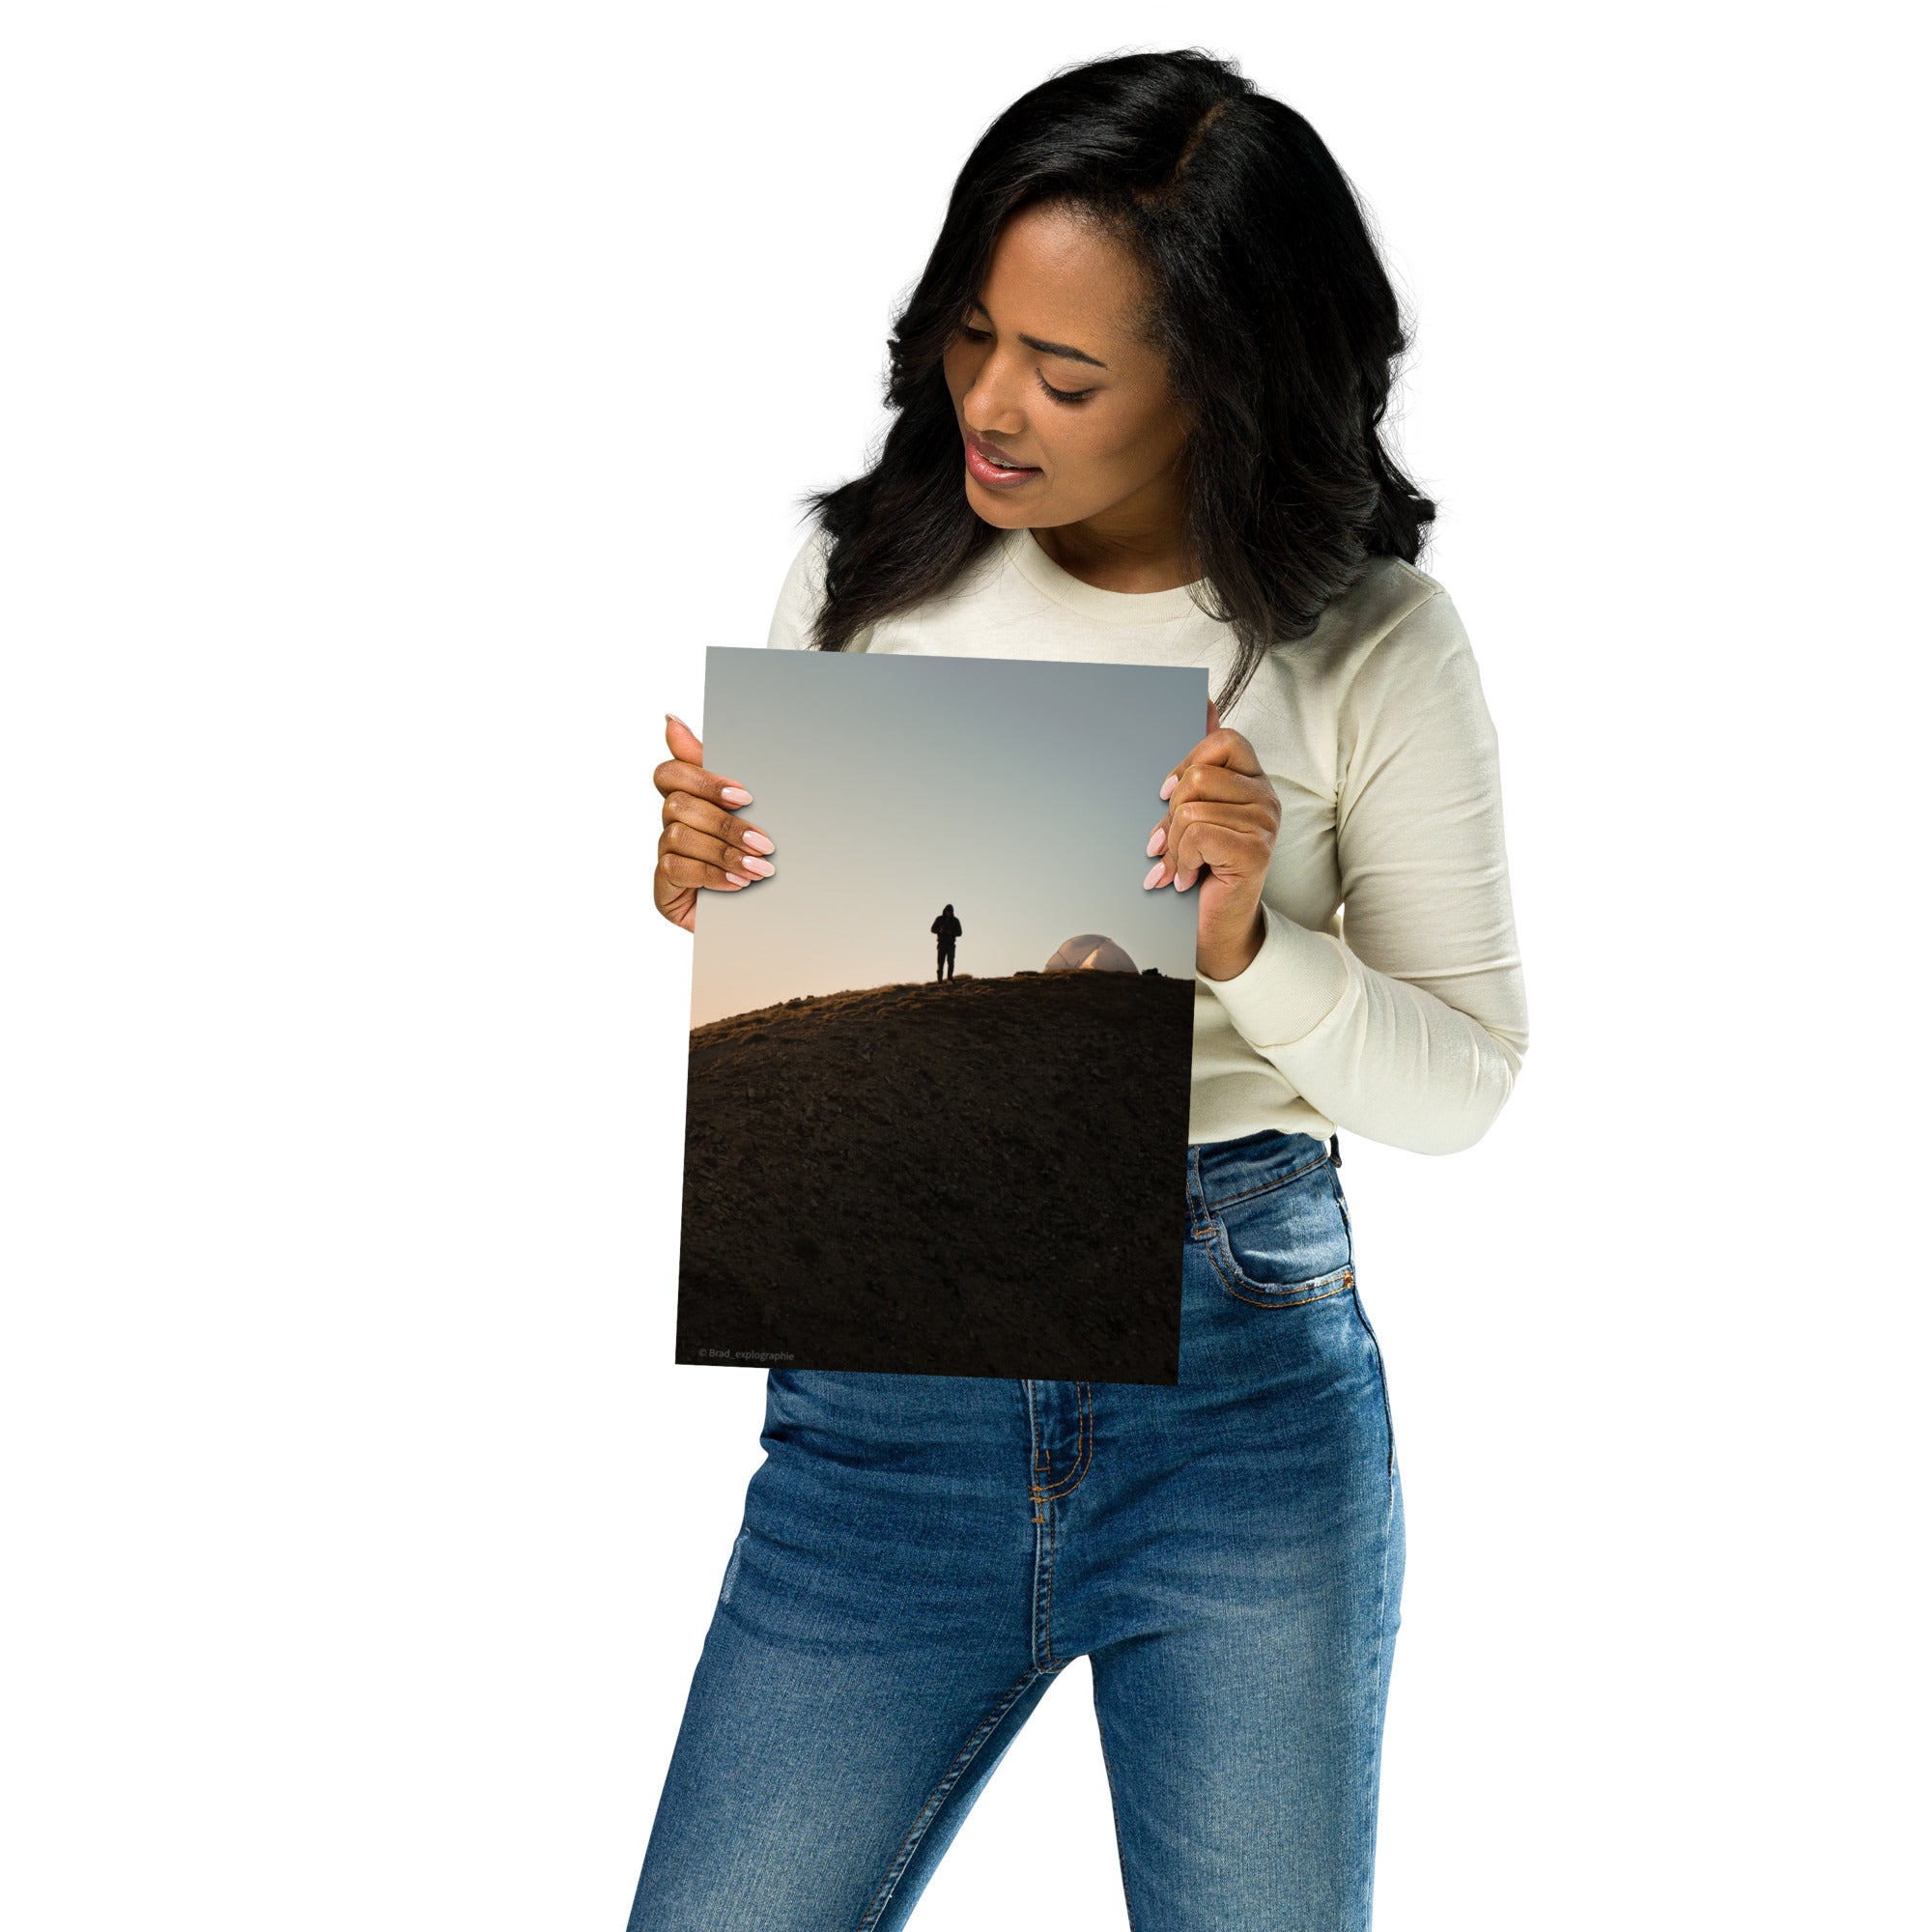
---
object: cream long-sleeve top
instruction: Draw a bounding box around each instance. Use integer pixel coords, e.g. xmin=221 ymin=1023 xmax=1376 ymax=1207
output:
xmin=763 ymin=521 xmax=1529 ymax=1156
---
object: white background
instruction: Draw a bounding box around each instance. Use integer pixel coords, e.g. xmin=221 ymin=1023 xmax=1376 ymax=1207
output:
xmin=3 ymin=4 xmax=1923 ymax=1927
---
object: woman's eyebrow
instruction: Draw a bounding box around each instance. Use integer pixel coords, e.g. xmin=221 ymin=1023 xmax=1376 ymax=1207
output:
xmin=968 ymin=301 xmax=1109 ymax=369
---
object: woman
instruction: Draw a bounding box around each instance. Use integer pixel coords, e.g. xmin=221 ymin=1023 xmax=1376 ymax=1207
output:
xmin=636 ymin=48 xmax=1528 ymax=1931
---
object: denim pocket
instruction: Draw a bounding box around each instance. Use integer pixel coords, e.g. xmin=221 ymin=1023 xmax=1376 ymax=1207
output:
xmin=1205 ymin=1152 xmax=1355 ymax=1308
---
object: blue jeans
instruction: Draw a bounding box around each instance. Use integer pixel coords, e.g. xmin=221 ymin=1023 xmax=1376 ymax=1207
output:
xmin=628 ymin=1129 xmax=1405 ymax=1930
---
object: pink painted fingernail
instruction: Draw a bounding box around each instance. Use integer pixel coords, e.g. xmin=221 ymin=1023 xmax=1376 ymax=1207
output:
xmin=1159 ymin=774 xmax=1178 ymax=800
xmin=1143 ymin=861 xmax=1166 ymax=889
xmin=1146 ymin=825 xmax=1167 ymax=857
xmin=720 ymin=785 xmax=753 ymax=805
xmin=724 ymin=871 xmax=751 ymax=886
xmin=742 ymin=830 xmax=775 ymax=854
xmin=739 ymin=855 xmax=775 ymax=877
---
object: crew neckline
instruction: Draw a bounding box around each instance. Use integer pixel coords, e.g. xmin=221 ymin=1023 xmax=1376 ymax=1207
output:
xmin=1005 ymin=526 xmax=1208 ymax=626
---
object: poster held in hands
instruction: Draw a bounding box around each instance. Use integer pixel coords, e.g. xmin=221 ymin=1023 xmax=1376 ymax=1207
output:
xmin=675 ymin=646 xmax=1206 ymax=1384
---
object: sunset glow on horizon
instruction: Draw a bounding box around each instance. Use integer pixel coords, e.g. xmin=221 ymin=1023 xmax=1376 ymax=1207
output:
xmin=688 ymin=648 xmax=1208 ymax=1029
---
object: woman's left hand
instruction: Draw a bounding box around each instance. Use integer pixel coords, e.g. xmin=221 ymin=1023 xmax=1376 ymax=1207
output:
xmin=1144 ymin=696 xmax=1281 ymax=981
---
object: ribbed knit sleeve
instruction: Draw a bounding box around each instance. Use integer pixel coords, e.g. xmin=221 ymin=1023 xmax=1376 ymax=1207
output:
xmin=1202 ymin=587 xmax=1530 ymax=1154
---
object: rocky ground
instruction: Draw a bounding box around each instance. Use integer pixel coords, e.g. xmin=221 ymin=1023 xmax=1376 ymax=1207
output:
xmin=675 ymin=968 xmax=1196 ymax=1383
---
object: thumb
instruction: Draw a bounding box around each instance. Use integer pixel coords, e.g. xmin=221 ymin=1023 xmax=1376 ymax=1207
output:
xmin=666 ymin=711 xmax=703 ymax=762
xmin=1206 ymin=695 xmax=1221 ymax=735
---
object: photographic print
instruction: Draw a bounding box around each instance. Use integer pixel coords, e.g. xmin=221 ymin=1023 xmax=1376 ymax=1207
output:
xmin=675 ymin=645 xmax=1207 ymax=1382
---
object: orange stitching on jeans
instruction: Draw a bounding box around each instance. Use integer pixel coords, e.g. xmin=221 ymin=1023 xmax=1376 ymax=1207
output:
xmin=1039 ymin=1495 xmax=1060 ymax=1666
xmin=1038 ymin=1381 xmax=1094 ymax=1499
xmin=1203 ymin=1194 xmax=1352 ymax=1305
xmin=1026 ymin=1382 xmax=1094 ymax=1497
xmin=1024 ymin=1386 xmax=1089 ymax=1669
xmin=1201 ymin=1149 xmax=1333 ymax=1212
xmin=1025 ymin=1382 xmax=1048 ymax=1524
xmin=1205 ymin=1241 xmax=1355 ymax=1309
xmin=1024 ymin=1482 xmax=1056 ymax=1654
xmin=1351 ymin=1290 xmax=1397 ymax=1492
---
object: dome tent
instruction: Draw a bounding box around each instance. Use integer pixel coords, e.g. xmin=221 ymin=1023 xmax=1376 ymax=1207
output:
xmin=1043 ymin=933 xmax=1139 ymax=974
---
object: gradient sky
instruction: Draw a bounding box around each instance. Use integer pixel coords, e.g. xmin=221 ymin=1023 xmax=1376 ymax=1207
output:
xmin=690 ymin=647 xmax=1209 ymax=1028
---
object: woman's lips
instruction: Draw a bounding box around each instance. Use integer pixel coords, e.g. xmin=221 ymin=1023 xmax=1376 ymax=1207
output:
xmin=964 ymin=434 xmax=1041 ymax=488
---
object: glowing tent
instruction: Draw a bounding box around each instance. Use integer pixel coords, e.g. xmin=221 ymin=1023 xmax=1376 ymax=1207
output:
xmin=1043 ymin=933 xmax=1139 ymax=974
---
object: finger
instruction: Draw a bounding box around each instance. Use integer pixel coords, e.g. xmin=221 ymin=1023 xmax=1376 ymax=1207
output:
xmin=1147 ymin=787 xmax=1253 ymax=852
xmin=1161 ymin=727 xmax=1262 ymax=796
xmin=662 ymin=818 xmax=776 ymax=883
xmin=665 ymin=711 xmax=704 ymax=766
xmin=1195 ymin=724 xmax=1262 ymax=772
xmin=1171 ymin=815 xmax=1268 ymax=890
xmin=1147 ymin=778 xmax=1271 ymax=867
xmin=1145 ymin=810 xmax=1271 ymax=889
xmin=655 ymin=754 xmax=757 ymax=813
xmin=1161 ymin=762 xmax=1272 ymax=810
xmin=660 ymin=847 xmax=758 ymax=894
xmin=1175 ymin=795 xmax=1275 ymax=839
xmin=662 ymin=784 xmax=777 ymax=863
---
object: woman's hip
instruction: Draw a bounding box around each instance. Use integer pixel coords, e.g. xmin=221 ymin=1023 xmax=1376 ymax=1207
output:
xmin=762 ymin=1127 xmax=1379 ymax=1390
xmin=742 ymin=1129 xmax=1394 ymax=1580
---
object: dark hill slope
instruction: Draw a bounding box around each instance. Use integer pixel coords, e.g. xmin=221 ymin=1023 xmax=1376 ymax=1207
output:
xmin=676 ymin=969 xmax=1196 ymax=1381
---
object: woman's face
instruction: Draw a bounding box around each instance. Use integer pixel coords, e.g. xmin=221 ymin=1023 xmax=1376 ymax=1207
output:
xmin=941 ymin=203 xmax=1190 ymax=537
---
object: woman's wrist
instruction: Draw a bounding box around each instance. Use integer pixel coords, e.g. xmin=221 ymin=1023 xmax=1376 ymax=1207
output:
xmin=1197 ymin=908 xmax=1267 ymax=982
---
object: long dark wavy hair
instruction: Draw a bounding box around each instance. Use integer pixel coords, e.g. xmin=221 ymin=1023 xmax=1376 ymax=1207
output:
xmin=797 ymin=47 xmax=1436 ymax=716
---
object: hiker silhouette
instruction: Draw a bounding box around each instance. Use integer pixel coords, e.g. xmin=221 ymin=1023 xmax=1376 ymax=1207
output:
xmin=930 ymin=904 xmax=962 ymax=982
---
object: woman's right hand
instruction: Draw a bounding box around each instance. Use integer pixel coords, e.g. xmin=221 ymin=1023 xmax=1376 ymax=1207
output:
xmin=653 ymin=713 xmax=778 ymax=934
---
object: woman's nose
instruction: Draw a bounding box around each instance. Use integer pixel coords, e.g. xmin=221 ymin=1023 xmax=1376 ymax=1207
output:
xmin=962 ymin=365 xmax=1027 ymax=434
